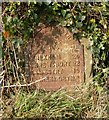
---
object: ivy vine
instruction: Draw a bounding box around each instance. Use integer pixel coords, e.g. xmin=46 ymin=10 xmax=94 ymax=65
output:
xmin=2 ymin=2 xmax=109 ymax=87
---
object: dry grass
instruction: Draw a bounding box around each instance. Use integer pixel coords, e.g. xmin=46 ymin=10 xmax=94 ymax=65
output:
xmin=1 ymin=79 xmax=108 ymax=119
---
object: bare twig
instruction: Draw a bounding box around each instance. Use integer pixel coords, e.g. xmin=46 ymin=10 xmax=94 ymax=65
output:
xmin=0 ymin=71 xmax=5 ymax=76
xmin=0 ymin=77 xmax=3 ymax=85
xmin=12 ymin=43 xmax=19 ymax=69
xmin=0 ymin=77 xmax=47 ymax=88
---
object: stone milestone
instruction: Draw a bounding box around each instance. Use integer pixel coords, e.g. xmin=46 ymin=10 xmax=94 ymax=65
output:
xmin=26 ymin=24 xmax=85 ymax=90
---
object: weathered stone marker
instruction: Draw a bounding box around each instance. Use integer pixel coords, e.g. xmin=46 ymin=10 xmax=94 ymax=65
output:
xmin=26 ymin=24 xmax=85 ymax=90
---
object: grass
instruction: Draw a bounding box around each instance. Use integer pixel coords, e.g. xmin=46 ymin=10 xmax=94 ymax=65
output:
xmin=1 ymin=80 xmax=108 ymax=119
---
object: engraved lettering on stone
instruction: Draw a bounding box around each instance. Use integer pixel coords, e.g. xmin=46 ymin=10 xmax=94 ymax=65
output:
xmin=28 ymin=25 xmax=84 ymax=90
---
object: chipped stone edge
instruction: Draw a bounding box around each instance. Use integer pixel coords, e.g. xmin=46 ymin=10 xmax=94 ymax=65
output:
xmin=80 ymin=38 xmax=92 ymax=83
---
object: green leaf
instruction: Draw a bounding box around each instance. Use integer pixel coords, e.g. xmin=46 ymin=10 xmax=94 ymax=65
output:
xmin=76 ymin=22 xmax=83 ymax=28
xmin=81 ymin=16 xmax=86 ymax=21
xmin=65 ymin=13 xmax=71 ymax=19
xmin=34 ymin=14 xmax=38 ymax=21
xmin=97 ymin=86 xmax=103 ymax=93
xmin=90 ymin=19 xmax=95 ymax=23
xmin=61 ymin=10 xmax=67 ymax=17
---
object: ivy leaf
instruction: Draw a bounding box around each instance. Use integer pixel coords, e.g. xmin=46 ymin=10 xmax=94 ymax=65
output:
xmin=90 ymin=19 xmax=96 ymax=23
xmin=46 ymin=16 xmax=52 ymax=23
xmin=81 ymin=16 xmax=86 ymax=21
xmin=60 ymin=19 xmax=67 ymax=26
xmin=34 ymin=14 xmax=38 ymax=21
xmin=97 ymin=86 xmax=103 ymax=93
xmin=61 ymin=10 xmax=66 ymax=17
xmin=76 ymin=22 xmax=83 ymax=28
xmin=65 ymin=13 xmax=71 ymax=19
